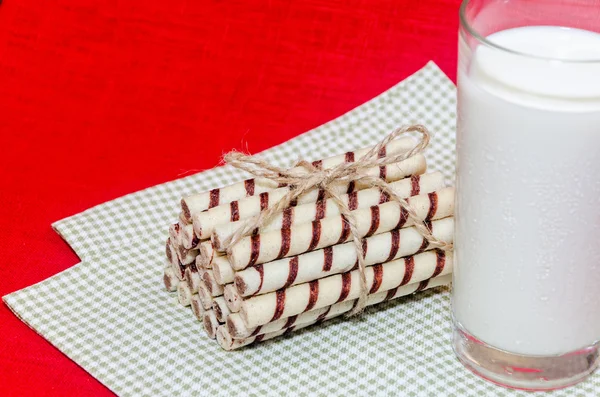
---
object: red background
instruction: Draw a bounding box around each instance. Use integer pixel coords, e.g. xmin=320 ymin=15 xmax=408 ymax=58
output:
xmin=0 ymin=0 xmax=459 ymax=395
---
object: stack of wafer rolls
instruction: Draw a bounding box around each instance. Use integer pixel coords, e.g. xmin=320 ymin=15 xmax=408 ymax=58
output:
xmin=162 ymin=137 xmax=455 ymax=350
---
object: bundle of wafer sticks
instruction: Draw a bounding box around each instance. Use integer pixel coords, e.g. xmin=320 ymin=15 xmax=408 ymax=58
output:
xmin=163 ymin=126 xmax=455 ymax=350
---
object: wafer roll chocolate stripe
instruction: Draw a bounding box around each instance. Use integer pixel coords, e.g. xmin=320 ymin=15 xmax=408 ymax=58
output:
xmin=181 ymin=137 xmax=418 ymax=219
xmin=234 ymin=218 xmax=454 ymax=297
xmin=222 ymin=274 xmax=452 ymax=346
xmin=239 ymin=249 xmax=453 ymax=328
xmin=228 ymin=187 xmax=454 ymax=270
xmin=198 ymin=156 xmax=427 ymax=241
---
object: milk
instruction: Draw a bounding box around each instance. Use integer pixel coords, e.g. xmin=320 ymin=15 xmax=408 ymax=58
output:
xmin=453 ymin=26 xmax=600 ymax=356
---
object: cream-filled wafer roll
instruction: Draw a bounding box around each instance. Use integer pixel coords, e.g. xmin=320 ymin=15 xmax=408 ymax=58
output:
xmin=166 ymin=239 xmax=179 ymax=266
xmin=163 ymin=267 xmax=179 ymax=292
xmin=181 ymin=138 xmax=419 ymax=221
xmin=224 ymin=284 xmax=243 ymax=313
xmin=169 ymin=223 xmax=182 ymax=246
xmin=197 ymin=241 xmax=216 ymax=268
xmin=177 ymin=282 xmax=193 ymax=306
xmin=216 ymin=320 xmax=317 ymax=351
xmin=190 ymin=294 xmax=204 ymax=321
xmin=171 ymin=258 xmax=187 ymax=281
xmin=201 ymin=269 xmax=224 ymax=296
xmin=225 ymin=274 xmax=452 ymax=343
xmin=185 ymin=265 xmax=205 ymax=294
xmin=176 ymin=244 xmax=198 ymax=265
xmin=229 ymin=187 xmax=454 ymax=270
xmin=239 ymin=249 xmax=453 ymax=329
xmin=213 ymin=172 xmax=444 ymax=250
xmin=203 ymin=310 xmax=221 ymax=339
xmin=213 ymin=296 xmax=231 ymax=323
xmin=178 ymin=211 xmax=189 ymax=226
xmin=236 ymin=217 xmax=454 ymax=296
xmin=197 ymin=283 xmax=214 ymax=310
xmin=181 ymin=223 xmax=200 ymax=250
xmin=213 ymin=256 xmax=235 ymax=285
xmin=195 ymin=156 xmax=427 ymax=240
xmin=165 ymin=238 xmax=174 ymax=263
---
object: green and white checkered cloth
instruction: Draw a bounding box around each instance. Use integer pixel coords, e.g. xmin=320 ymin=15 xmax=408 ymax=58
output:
xmin=4 ymin=62 xmax=598 ymax=396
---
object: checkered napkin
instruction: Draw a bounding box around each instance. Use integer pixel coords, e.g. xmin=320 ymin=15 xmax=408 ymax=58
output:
xmin=4 ymin=62 xmax=598 ymax=396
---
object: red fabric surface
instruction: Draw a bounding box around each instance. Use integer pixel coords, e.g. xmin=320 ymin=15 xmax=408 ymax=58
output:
xmin=0 ymin=0 xmax=459 ymax=395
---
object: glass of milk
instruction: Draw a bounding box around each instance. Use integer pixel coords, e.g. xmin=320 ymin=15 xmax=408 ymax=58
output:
xmin=453 ymin=0 xmax=600 ymax=390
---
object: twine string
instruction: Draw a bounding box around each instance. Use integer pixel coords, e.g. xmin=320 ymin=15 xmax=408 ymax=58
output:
xmin=222 ymin=125 xmax=452 ymax=316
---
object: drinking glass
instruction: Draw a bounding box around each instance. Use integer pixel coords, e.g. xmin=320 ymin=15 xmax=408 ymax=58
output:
xmin=453 ymin=0 xmax=600 ymax=390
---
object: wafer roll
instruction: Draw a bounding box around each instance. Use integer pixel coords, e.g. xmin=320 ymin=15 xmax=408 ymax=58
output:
xmin=176 ymin=245 xmax=198 ymax=265
xmin=239 ymin=249 xmax=453 ymax=329
xmin=203 ymin=310 xmax=221 ymax=339
xmin=163 ymin=267 xmax=179 ymax=292
xmin=213 ymin=172 xmax=444 ymax=249
xmin=212 ymin=256 xmax=235 ymax=285
xmin=165 ymin=238 xmax=174 ymax=264
xmin=213 ymin=297 xmax=231 ymax=323
xmin=178 ymin=211 xmax=189 ymax=225
xmin=190 ymin=294 xmax=204 ymax=320
xmin=181 ymin=223 xmax=200 ymax=250
xmin=195 ymin=155 xmax=426 ymax=240
xmin=177 ymin=282 xmax=193 ymax=306
xmin=197 ymin=283 xmax=214 ymax=310
xmin=229 ymin=187 xmax=454 ymax=270
xmin=171 ymin=258 xmax=186 ymax=281
xmin=181 ymin=138 xmax=418 ymax=220
xmin=216 ymin=320 xmax=316 ymax=351
xmin=197 ymin=241 xmax=216 ymax=268
xmin=185 ymin=265 xmax=204 ymax=294
xmin=236 ymin=217 xmax=453 ymax=296
xmin=224 ymin=274 xmax=451 ymax=344
xmin=201 ymin=270 xmax=224 ymax=296
xmin=224 ymin=284 xmax=243 ymax=313
xmin=169 ymin=223 xmax=182 ymax=246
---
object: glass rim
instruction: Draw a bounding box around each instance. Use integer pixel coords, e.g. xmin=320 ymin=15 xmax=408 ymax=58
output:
xmin=459 ymin=0 xmax=600 ymax=64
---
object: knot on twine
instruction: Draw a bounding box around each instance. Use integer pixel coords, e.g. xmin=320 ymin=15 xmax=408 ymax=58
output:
xmin=223 ymin=125 xmax=453 ymax=316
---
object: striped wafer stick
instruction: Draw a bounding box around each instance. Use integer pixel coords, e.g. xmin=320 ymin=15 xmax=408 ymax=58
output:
xmin=213 ymin=172 xmax=444 ymax=250
xmin=224 ymin=284 xmax=243 ymax=313
xmin=185 ymin=265 xmax=204 ymax=294
xmin=239 ymin=249 xmax=453 ymax=329
xmin=165 ymin=238 xmax=174 ymax=264
xmin=197 ymin=241 xmax=216 ymax=268
xmin=228 ymin=187 xmax=454 ymax=271
xmin=212 ymin=296 xmax=231 ymax=323
xmin=203 ymin=310 xmax=221 ymax=339
xmin=181 ymin=138 xmax=418 ymax=220
xmin=217 ymin=319 xmax=317 ymax=351
xmin=163 ymin=266 xmax=179 ymax=292
xmin=201 ymin=269 xmax=224 ymax=296
xmin=177 ymin=282 xmax=193 ymax=306
xmin=194 ymin=155 xmax=426 ymax=240
xmin=234 ymin=217 xmax=454 ymax=297
xmin=170 ymin=256 xmax=187 ymax=281
xmin=212 ymin=256 xmax=235 ymax=285
xmin=218 ymin=274 xmax=451 ymax=350
xmin=168 ymin=223 xmax=182 ymax=246
xmin=181 ymin=223 xmax=200 ymax=250
xmin=198 ymin=283 xmax=215 ymax=310
xmin=190 ymin=294 xmax=204 ymax=320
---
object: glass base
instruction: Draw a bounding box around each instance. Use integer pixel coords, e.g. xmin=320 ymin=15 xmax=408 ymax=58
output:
xmin=453 ymin=322 xmax=600 ymax=391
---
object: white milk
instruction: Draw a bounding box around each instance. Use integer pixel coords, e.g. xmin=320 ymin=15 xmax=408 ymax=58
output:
xmin=453 ymin=26 xmax=600 ymax=356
